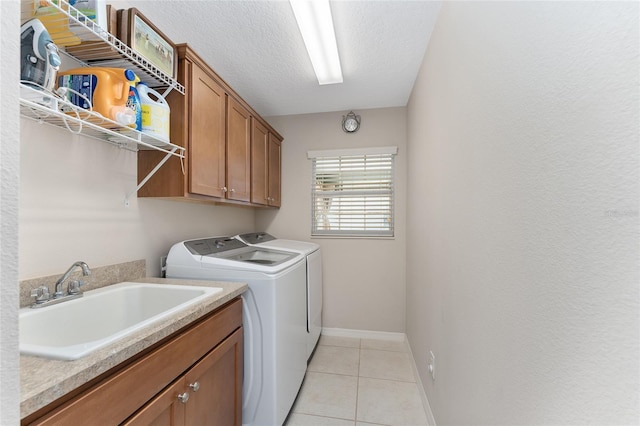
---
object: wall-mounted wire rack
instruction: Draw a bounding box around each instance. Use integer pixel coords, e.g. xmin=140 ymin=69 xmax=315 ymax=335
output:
xmin=20 ymin=0 xmax=184 ymax=95
xmin=20 ymin=84 xmax=184 ymax=155
xmin=20 ymin=83 xmax=185 ymax=206
xmin=19 ymin=0 xmax=187 ymax=205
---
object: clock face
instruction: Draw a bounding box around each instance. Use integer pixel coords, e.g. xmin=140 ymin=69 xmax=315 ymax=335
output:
xmin=344 ymin=118 xmax=358 ymax=132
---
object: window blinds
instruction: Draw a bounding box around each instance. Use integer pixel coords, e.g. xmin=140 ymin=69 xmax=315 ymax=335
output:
xmin=310 ymin=147 xmax=396 ymax=237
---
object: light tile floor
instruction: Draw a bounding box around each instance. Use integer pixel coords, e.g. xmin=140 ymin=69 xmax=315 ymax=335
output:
xmin=285 ymin=335 xmax=429 ymax=426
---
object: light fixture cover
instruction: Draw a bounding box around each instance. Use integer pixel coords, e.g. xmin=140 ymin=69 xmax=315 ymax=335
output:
xmin=290 ymin=0 xmax=343 ymax=85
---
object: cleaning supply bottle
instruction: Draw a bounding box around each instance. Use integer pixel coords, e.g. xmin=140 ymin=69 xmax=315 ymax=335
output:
xmin=125 ymin=70 xmax=142 ymax=130
xmin=137 ymin=82 xmax=171 ymax=142
xmin=57 ymin=67 xmax=138 ymax=127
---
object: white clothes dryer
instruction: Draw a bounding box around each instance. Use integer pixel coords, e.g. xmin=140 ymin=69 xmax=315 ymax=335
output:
xmin=166 ymin=236 xmax=307 ymax=426
xmin=235 ymin=232 xmax=322 ymax=360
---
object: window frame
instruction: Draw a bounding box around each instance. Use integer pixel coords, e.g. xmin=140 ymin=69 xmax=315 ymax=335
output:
xmin=308 ymin=146 xmax=397 ymax=238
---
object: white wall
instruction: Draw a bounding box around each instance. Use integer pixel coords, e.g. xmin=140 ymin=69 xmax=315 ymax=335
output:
xmin=1 ymin=1 xmax=20 ymax=424
xmin=406 ymin=2 xmax=639 ymax=424
xmin=19 ymin=120 xmax=256 ymax=279
xmin=259 ymin=108 xmax=407 ymax=332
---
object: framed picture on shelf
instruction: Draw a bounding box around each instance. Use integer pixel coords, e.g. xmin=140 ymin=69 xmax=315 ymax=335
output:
xmin=118 ymin=8 xmax=177 ymax=78
xmin=106 ymin=5 xmax=118 ymax=35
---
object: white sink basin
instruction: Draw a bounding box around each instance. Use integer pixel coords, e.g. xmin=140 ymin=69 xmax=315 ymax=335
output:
xmin=20 ymin=282 xmax=222 ymax=360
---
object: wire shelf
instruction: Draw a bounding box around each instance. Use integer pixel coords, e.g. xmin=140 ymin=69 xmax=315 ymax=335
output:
xmin=20 ymin=0 xmax=186 ymax=203
xmin=21 ymin=0 xmax=184 ymax=94
xmin=20 ymin=83 xmax=185 ymax=157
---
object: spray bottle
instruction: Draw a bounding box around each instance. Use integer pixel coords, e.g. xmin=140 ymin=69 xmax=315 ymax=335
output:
xmin=125 ymin=70 xmax=142 ymax=130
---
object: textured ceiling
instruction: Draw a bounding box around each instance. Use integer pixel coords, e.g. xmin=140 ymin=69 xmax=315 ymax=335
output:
xmin=114 ymin=0 xmax=442 ymax=117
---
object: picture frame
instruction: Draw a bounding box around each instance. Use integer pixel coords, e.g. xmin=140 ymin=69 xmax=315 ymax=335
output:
xmin=106 ymin=5 xmax=118 ymax=36
xmin=118 ymin=8 xmax=177 ymax=78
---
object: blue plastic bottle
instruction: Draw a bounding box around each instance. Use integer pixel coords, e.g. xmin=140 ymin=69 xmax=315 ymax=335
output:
xmin=124 ymin=69 xmax=142 ymax=130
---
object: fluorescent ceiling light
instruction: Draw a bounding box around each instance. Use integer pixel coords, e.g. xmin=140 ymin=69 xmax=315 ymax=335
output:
xmin=290 ymin=0 xmax=343 ymax=85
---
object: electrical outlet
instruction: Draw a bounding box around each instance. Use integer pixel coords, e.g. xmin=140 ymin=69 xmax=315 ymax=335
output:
xmin=428 ymin=351 xmax=435 ymax=380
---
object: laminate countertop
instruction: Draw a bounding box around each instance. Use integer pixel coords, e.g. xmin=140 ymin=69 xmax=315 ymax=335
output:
xmin=20 ymin=277 xmax=247 ymax=419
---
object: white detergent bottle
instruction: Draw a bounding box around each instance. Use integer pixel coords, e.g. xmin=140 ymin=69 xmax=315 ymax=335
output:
xmin=137 ymin=82 xmax=170 ymax=142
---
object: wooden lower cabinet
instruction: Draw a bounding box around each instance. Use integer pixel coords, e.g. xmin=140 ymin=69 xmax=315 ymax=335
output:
xmin=184 ymin=327 xmax=242 ymax=425
xmin=124 ymin=328 xmax=243 ymax=426
xmin=123 ymin=378 xmax=186 ymax=426
xmin=23 ymin=298 xmax=243 ymax=426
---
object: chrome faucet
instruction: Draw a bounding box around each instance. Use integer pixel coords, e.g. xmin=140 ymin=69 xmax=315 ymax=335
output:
xmin=31 ymin=261 xmax=91 ymax=308
xmin=54 ymin=261 xmax=91 ymax=298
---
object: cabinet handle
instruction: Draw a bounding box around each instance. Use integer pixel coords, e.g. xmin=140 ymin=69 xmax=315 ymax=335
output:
xmin=177 ymin=392 xmax=190 ymax=403
xmin=189 ymin=381 xmax=200 ymax=392
xmin=221 ymin=187 xmax=228 ymax=193
xmin=229 ymin=188 xmax=235 ymax=193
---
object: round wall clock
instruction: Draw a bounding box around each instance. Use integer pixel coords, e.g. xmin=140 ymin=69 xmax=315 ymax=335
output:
xmin=342 ymin=111 xmax=361 ymax=133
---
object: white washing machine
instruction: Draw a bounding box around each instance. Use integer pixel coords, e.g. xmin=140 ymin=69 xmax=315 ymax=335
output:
xmin=166 ymin=236 xmax=307 ymax=426
xmin=236 ymin=232 xmax=322 ymax=360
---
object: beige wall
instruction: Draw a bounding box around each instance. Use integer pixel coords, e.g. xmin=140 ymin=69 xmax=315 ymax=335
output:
xmin=406 ymin=1 xmax=639 ymax=424
xmin=19 ymin=121 xmax=255 ymax=280
xmin=259 ymin=107 xmax=407 ymax=332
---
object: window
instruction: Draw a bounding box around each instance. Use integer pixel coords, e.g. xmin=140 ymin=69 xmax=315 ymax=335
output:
xmin=308 ymin=146 xmax=397 ymax=237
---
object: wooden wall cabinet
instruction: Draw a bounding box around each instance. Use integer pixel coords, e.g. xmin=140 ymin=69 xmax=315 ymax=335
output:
xmin=251 ymin=119 xmax=282 ymax=207
xmin=189 ymin=62 xmax=227 ymax=198
xmin=226 ymin=98 xmax=251 ymax=203
xmin=138 ymin=44 xmax=281 ymax=207
xmin=23 ymin=298 xmax=243 ymax=426
xmin=267 ymin=133 xmax=282 ymax=207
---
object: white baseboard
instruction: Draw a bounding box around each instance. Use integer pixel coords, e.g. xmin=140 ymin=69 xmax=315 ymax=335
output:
xmin=404 ymin=339 xmax=437 ymax=426
xmin=321 ymin=327 xmax=405 ymax=341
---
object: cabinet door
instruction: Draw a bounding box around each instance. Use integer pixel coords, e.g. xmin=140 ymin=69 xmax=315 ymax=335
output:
xmin=226 ymin=98 xmax=251 ymax=202
xmin=121 ymin=379 xmax=186 ymax=426
xmin=184 ymin=328 xmax=243 ymax=426
xmin=189 ymin=64 xmax=226 ymax=198
xmin=250 ymin=119 xmax=269 ymax=205
xmin=268 ymin=133 xmax=282 ymax=207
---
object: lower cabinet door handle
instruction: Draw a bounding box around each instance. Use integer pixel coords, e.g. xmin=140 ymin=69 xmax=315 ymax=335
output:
xmin=189 ymin=382 xmax=200 ymax=392
xmin=177 ymin=392 xmax=190 ymax=403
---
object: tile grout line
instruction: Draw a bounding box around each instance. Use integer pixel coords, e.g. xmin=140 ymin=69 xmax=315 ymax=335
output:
xmin=357 ymin=375 xmax=417 ymax=384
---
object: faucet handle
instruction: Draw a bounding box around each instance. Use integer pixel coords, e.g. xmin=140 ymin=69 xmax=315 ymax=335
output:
xmin=67 ymin=280 xmax=85 ymax=295
xmin=30 ymin=286 xmax=50 ymax=304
